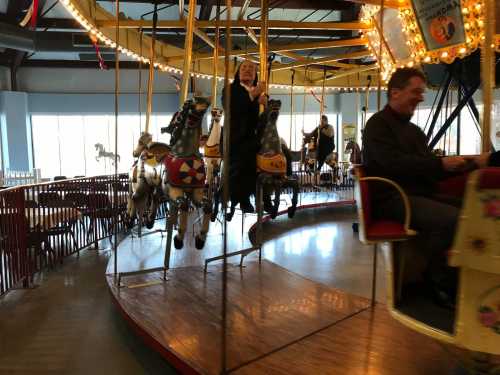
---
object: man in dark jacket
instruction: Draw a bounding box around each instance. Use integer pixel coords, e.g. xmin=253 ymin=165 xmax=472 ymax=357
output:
xmin=362 ymin=68 xmax=468 ymax=307
xmin=303 ymin=115 xmax=335 ymax=171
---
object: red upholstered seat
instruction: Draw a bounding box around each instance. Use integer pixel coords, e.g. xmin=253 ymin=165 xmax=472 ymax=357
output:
xmin=366 ymin=220 xmax=409 ymax=241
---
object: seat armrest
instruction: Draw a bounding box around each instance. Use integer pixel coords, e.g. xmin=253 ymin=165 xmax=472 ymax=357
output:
xmin=360 ymin=176 xmax=416 ymax=236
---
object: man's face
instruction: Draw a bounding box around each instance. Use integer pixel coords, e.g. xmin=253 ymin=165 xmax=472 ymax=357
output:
xmin=390 ymin=76 xmax=426 ymax=117
xmin=239 ymin=61 xmax=257 ymax=84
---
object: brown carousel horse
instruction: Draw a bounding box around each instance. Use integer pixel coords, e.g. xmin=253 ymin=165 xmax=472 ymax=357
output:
xmin=256 ymin=99 xmax=299 ymax=219
xmin=127 ymin=131 xmax=170 ymax=232
xmin=162 ymin=96 xmax=211 ymax=249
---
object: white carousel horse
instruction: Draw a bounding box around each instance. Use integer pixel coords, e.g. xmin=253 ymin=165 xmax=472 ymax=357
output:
xmin=255 ymin=99 xmax=298 ymax=220
xmin=95 ymin=143 xmax=120 ymax=166
xmin=162 ymin=97 xmax=211 ymax=250
xmin=127 ymin=132 xmax=170 ymax=232
xmin=203 ymin=108 xmax=223 ymax=222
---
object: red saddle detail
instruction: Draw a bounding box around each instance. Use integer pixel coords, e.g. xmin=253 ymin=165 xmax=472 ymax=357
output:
xmin=164 ymin=154 xmax=206 ymax=188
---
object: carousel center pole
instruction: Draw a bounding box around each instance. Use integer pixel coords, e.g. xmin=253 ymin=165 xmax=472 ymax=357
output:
xmin=481 ymin=0 xmax=495 ymax=153
xmin=179 ymin=0 xmax=197 ymax=106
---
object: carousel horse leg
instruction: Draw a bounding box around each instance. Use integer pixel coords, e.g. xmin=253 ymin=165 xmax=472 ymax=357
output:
xmin=192 ymin=188 xmax=211 ymax=250
xmin=168 ymin=187 xmax=188 ymax=249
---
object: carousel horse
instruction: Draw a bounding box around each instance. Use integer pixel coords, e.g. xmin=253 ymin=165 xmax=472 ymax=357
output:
xmin=203 ymin=108 xmax=223 ymax=222
xmin=255 ymin=99 xmax=299 ymax=219
xmin=127 ymin=132 xmax=171 ymax=231
xmin=162 ymin=96 xmax=211 ymax=250
xmin=95 ymin=143 xmax=120 ymax=165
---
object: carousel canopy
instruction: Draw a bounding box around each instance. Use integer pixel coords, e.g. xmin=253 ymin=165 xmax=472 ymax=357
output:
xmin=0 ymin=0 xmax=497 ymax=90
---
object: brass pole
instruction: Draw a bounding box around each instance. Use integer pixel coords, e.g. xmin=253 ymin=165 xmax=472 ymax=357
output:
xmin=320 ymin=68 xmax=326 ymax=117
xmin=138 ymin=27 xmax=143 ymax=132
xmin=145 ymin=4 xmax=158 ymax=134
xmin=289 ymin=69 xmax=295 ymax=150
xmin=260 ymin=0 xmax=269 ymax=95
xmin=179 ymin=0 xmax=197 ymax=106
xmin=377 ymin=0 xmax=385 ymax=111
xmin=221 ymin=1 xmax=232 ymax=373
xmin=113 ymin=0 xmax=120 ymax=280
xmin=211 ymin=3 xmax=220 ymax=105
xmin=481 ymin=0 xmax=495 ymax=153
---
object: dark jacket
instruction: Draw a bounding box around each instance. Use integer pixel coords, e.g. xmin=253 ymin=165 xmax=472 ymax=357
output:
xmin=362 ymin=105 xmax=445 ymax=202
xmin=221 ymin=77 xmax=260 ymax=200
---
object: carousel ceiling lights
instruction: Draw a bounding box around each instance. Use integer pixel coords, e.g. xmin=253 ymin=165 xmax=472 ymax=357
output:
xmin=398 ymin=0 xmax=485 ymax=64
xmin=59 ymin=0 xmax=378 ymax=92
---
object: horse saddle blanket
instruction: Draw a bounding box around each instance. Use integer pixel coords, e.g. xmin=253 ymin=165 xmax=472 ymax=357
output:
xmin=165 ymin=155 xmax=206 ymax=188
xmin=257 ymin=153 xmax=286 ymax=175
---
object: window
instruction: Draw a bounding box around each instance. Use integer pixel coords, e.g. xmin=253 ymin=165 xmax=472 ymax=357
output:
xmin=32 ymin=114 xmax=173 ymax=179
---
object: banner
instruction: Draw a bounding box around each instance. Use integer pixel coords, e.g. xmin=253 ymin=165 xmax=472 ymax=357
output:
xmin=411 ymin=0 xmax=466 ymax=51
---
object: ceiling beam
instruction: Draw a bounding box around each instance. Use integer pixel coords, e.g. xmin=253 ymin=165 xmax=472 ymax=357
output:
xmin=271 ymin=50 xmax=373 ymax=71
xmin=167 ymin=37 xmax=367 ymax=62
xmin=96 ymin=19 xmax=371 ymax=31
xmin=95 ymin=0 xmax=358 ymax=10
xmin=312 ymin=65 xmax=378 ymax=83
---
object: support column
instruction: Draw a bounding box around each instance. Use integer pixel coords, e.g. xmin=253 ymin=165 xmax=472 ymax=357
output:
xmin=0 ymin=91 xmax=33 ymax=171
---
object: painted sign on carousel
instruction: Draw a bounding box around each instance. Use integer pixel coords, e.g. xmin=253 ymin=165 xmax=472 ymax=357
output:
xmin=410 ymin=0 xmax=466 ymax=51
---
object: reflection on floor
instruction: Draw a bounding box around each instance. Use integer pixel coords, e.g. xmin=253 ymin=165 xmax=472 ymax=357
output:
xmin=106 ymin=197 xmax=462 ymax=374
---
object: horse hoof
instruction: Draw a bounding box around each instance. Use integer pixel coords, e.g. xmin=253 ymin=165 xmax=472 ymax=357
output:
xmin=146 ymin=220 xmax=154 ymax=229
xmin=195 ymin=235 xmax=205 ymax=250
xmin=226 ymin=211 xmax=234 ymax=222
xmin=271 ymin=209 xmax=278 ymax=220
xmin=287 ymin=206 xmax=296 ymax=218
xmin=173 ymin=235 xmax=183 ymax=249
xmin=352 ymin=222 xmax=359 ymax=233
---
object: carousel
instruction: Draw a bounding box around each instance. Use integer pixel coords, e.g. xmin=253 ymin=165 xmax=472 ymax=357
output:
xmin=31 ymin=0 xmax=500 ymax=373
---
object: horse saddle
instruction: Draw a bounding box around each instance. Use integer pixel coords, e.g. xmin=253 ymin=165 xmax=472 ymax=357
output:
xmin=204 ymin=144 xmax=221 ymax=158
xmin=142 ymin=142 xmax=171 ymax=167
xmin=164 ymin=154 xmax=206 ymax=188
xmin=257 ymin=152 xmax=286 ymax=175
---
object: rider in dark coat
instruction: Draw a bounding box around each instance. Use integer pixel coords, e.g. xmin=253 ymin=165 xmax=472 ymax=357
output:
xmin=222 ymin=60 xmax=266 ymax=213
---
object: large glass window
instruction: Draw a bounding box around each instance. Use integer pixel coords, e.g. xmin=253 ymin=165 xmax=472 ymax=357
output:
xmin=32 ymin=114 xmax=173 ymax=179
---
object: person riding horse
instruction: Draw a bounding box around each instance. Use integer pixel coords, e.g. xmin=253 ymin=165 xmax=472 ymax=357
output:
xmin=302 ymin=115 xmax=335 ymax=171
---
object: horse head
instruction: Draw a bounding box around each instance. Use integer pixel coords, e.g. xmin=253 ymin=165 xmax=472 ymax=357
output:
xmin=170 ymin=97 xmax=210 ymax=158
xmin=206 ymin=107 xmax=223 ymax=151
xmin=257 ymin=99 xmax=286 ymax=175
xmin=95 ymin=143 xmax=103 ymax=151
xmin=133 ymin=132 xmax=153 ymax=157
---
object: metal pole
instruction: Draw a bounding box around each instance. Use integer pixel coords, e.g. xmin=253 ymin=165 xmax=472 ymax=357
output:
xmin=376 ymin=0 xmax=385 ymax=111
xmin=289 ymin=69 xmax=294 ymax=150
xmin=113 ymin=0 xmax=120 ymax=280
xmin=211 ymin=8 xmax=220 ymax=106
xmin=145 ymin=3 xmax=158 ymax=134
xmin=221 ymin=1 xmax=231 ymax=372
xmin=259 ymin=0 xmax=269 ymax=112
xmin=179 ymin=0 xmax=197 ymax=106
xmin=481 ymin=0 xmax=495 ymax=153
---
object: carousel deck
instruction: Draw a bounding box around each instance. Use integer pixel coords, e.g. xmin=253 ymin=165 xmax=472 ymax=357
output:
xmin=106 ymin=199 xmax=461 ymax=374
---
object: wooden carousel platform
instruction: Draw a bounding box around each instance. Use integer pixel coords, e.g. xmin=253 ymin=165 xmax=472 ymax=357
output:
xmin=106 ymin=198 xmax=462 ymax=374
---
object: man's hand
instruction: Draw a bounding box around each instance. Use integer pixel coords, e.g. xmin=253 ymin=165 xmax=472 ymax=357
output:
xmin=441 ymin=156 xmax=467 ymax=172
